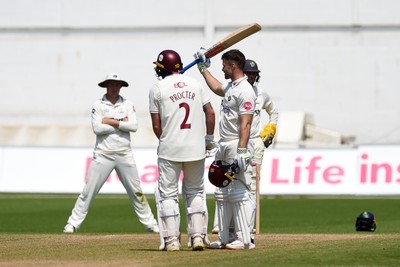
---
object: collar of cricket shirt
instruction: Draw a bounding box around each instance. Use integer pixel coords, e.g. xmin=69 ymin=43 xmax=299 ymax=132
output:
xmin=231 ymin=76 xmax=248 ymax=88
xmin=102 ymin=94 xmax=124 ymax=105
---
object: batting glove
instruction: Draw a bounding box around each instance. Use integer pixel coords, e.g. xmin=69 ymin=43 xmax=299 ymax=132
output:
xmin=194 ymin=47 xmax=211 ymax=73
xmin=260 ymin=123 xmax=276 ymax=148
xmin=233 ymin=148 xmax=251 ymax=173
xmin=205 ymin=134 xmax=218 ymax=158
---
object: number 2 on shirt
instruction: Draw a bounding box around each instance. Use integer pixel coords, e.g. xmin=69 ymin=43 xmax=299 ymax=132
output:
xmin=179 ymin=102 xmax=191 ymax=129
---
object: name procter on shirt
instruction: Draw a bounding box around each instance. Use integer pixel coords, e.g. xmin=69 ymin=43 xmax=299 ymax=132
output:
xmin=149 ymin=74 xmax=210 ymax=161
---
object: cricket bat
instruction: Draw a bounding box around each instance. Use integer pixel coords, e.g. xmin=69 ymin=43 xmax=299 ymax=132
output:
xmin=181 ymin=23 xmax=262 ymax=73
xmin=256 ymin=171 xmax=261 ymax=234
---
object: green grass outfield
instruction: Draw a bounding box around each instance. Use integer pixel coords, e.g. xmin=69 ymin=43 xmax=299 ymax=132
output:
xmin=0 ymin=193 xmax=399 ymax=266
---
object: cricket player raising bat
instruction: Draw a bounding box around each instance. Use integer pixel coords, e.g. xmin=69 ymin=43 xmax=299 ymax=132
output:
xmin=196 ymin=48 xmax=257 ymax=250
xmin=211 ymin=59 xmax=279 ymax=239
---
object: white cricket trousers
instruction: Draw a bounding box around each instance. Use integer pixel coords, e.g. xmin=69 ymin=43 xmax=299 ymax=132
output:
xmin=67 ymin=151 xmax=157 ymax=229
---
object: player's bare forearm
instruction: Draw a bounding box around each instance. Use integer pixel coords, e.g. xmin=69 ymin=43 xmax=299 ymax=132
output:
xmin=153 ymin=127 xmax=162 ymax=139
xmin=119 ymin=116 xmax=138 ymax=132
xmin=102 ymin=118 xmax=119 ymax=128
xmin=203 ymin=103 xmax=215 ymax=135
xmin=202 ymin=71 xmax=224 ymax=97
xmin=238 ymin=114 xmax=253 ymax=148
xmin=150 ymin=113 xmax=162 ymax=139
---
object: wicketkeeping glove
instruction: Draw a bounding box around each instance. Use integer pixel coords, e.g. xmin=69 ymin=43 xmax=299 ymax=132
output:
xmin=205 ymin=134 xmax=218 ymax=158
xmin=259 ymin=123 xmax=276 ymax=148
xmin=194 ymin=47 xmax=211 ymax=73
xmin=233 ymin=148 xmax=251 ymax=173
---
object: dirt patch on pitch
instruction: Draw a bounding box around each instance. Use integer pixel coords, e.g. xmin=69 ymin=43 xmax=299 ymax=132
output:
xmin=1 ymin=233 xmax=398 ymax=267
xmin=256 ymin=233 xmax=379 ymax=241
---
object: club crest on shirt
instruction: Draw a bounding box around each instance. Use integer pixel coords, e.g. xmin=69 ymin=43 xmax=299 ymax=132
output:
xmin=174 ymin=82 xmax=188 ymax=88
xmin=221 ymin=101 xmax=232 ymax=115
xmin=244 ymin=101 xmax=253 ymax=111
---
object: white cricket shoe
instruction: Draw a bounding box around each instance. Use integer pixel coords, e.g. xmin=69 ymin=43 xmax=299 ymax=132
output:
xmin=211 ymin=226 xmax=219 ymax=234
xmin=192 ymin=236 xmax=205 ymax=251
xmin=63 ymin=224 xmax=77 ymax=233
xmin=164 ymin=237 xmax=180 ymax=252
xmin=146 ymin=224 xmax=160 ymax=233
xmin=225 ymin=240 xmax=255 ymax=250
xmin=207 ymin=240 xmax=225 ymax=249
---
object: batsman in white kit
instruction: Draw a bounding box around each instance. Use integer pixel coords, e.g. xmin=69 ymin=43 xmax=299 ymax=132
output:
xmin=63 ymin=73 xmax=159 ymax=233
xmin=149 ymin=50 xmax=216 ymax=251
xmin=211 ymin=59 xmax=279 ymax=237
xmin=195 ymin=49 xmax=257 ymax=250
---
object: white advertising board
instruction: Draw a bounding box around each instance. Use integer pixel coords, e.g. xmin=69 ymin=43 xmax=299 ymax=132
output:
xmin=0 ymin=146 xmax=399 ymax=195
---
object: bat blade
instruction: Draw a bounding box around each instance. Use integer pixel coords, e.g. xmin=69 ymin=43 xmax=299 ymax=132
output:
xmin=182 ymin=23 xmax=262 ymax=73
xmin=205 ymin=23 xmax=262 ymax=58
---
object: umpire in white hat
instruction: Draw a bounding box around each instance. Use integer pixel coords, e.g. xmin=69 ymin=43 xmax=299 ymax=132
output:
xmin=63 ymin=72 xmax=159 ymax=234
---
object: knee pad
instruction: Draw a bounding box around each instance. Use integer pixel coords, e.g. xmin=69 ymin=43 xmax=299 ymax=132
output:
xmin=185 ymin=196 xmax=207 ymax=236
xmin=230 ymin=191 xmax=253 ymax=246
xmin=232 ymin=201 xmax=252 ymax=246
xmin=155 ymin=189 xmax=180 ymax=250
xmin=158 ymin=199 xmax=180 ymax=237
xmin=215 ymin=189 xmax=232 ymax=244
xmin=183 ymin=189 xmax=209 ymax=247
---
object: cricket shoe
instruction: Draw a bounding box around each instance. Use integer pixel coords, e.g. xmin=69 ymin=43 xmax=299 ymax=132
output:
xmin=164 ymin=237 xmax=180 ymax=252
xmin=225 ymin=240 xmax=255 ymax=250
xmin=211 ymin=226 xmax=219 ymax=234
xmin=146 ymin=224 xmax=160 ymax=233
xmin=192 ymin=236 xmax=205 ymax=251
xmin=206 ymin=240 xmax=225 ymax=249
xmin=63 ymin=223 xmax=77 ymax=233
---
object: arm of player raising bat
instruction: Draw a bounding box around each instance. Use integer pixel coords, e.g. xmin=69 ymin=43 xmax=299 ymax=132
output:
xmin=201 ymin=70 xmax=225 ymax=97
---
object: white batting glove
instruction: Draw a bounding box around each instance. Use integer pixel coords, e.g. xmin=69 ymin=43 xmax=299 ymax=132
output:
xmin=194 ymin=47 xmax=211 ymax=73
xmin=205 ymin=134 xmax=218 ymax=158
xmin=233 ymin=148 xmax=251 ymax=173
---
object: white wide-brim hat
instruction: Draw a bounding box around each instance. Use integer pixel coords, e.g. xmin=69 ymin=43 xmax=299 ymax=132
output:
xmin=98 ymin=73 xmax=129 ymax=88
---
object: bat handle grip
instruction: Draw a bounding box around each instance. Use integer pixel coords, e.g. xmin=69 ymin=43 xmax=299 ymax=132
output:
xmin=181 ymin=58 xmax=200 ymax=74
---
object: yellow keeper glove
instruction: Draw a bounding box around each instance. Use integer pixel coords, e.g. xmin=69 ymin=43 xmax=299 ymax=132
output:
xmin=259 ymin=123 xmax=276 ymax=148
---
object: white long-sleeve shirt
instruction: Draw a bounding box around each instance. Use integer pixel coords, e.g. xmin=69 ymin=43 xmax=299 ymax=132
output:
xmin=91 ymin=95 xmax=138 ymax=154
xmin=250 ymin=84 xmax=279 ymax=139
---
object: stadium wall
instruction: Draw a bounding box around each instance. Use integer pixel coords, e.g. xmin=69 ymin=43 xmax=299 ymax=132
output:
xmin=1 ymin=0 xmax=400 ymax=146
